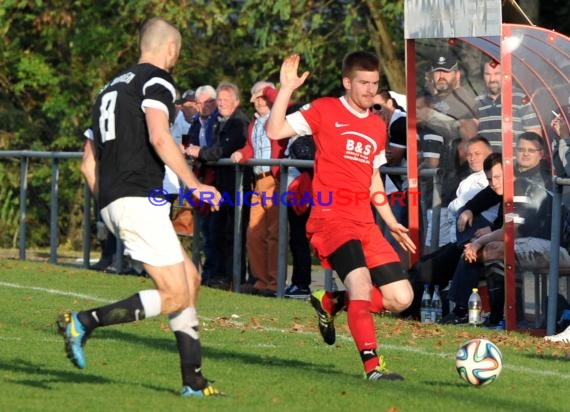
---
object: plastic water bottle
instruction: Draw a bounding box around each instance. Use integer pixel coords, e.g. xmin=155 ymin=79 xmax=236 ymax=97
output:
xmin=468 ymin=288 xmax=482 ymax=326
xmin=420 ymin=284 xmax=432 ymax=323
xmin=431 ymin=285 xmax=443 ymax=323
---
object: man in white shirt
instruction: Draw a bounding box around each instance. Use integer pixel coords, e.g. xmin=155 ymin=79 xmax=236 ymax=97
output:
xmin=447 ymin=136 xmax=496 ymax=243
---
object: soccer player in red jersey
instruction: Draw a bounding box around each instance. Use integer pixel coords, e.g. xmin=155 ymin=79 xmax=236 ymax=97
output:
xmin=267 ymin=52 xmax=416 ymax=380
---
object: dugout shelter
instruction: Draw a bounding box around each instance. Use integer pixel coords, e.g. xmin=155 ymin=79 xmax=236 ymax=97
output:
xmin=404 ymin=0 xmax=570 ymax=331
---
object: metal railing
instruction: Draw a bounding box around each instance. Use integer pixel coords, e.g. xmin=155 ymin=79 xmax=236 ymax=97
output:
xmin=0 ymin=150 xmax=85 ymax=263
xmin=0 ymin=150 xmax=443 ymax=298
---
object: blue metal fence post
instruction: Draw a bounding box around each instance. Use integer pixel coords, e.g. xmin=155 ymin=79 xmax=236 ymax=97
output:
xmin=276 ymin=164 xmax=289 ymax=298
xmin=115 ymin=240 xmax=124 ymax=273
xmin=324 ymin=269 xmax=334 ymax=292
xmin=49 ymin=157 xmax=59 ymax=264
xmin=232 ymin=164 xmax=244 ymax=292
xmin=18 ymin=156 xmax=29 ymax=261
xmin=547 ymin=178 xmax=563 ymax=335
xmin=431 ymin=169 xmax=442 ymax=250
xmin=82 ymin=184 xmax=91 ymax=269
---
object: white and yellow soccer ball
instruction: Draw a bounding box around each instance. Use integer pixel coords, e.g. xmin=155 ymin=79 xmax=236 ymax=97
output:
xmin=455 ymin=338 xmax=503 ymax=386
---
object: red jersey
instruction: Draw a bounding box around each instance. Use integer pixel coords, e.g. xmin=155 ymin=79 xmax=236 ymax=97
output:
xmin=286 ymin=96 xmax=387 ymax=223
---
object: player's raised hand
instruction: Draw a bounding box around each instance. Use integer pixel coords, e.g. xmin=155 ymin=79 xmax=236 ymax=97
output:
xmin=280 ymin=54 xmax=310 ymax=91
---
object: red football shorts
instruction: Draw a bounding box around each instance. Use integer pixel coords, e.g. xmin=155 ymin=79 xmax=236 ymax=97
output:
xmin=306 ymin=217 xmax=400 ymax=269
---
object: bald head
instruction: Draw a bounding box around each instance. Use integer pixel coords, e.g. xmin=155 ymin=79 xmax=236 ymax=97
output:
xmin=138 ymin=18 xmax=181 ymax=70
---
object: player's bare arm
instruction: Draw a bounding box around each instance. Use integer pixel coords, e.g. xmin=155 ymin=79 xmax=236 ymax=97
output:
xmin=266 ymin=54 xmax=310 ymax=141
xmin=80 ymin=138 xmax=98 ymax=196
xmin=146 ymin=107 xmax=221 ymax=210
xmin=370 ymin=169 xmax=416 ymax=253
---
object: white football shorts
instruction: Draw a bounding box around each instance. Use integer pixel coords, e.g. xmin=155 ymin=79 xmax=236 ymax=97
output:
xmin=101 ymin=197 xmax=183 ymax=267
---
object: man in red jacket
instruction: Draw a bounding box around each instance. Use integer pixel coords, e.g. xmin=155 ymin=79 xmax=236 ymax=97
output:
xmin=230 ymin=81 xmax=288 ymax=296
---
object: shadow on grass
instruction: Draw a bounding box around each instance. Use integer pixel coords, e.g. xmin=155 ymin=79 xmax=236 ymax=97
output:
xmin=420 ymin=379 xmax=559 ymax=411
xmin=522 ymin=352 xmax=570 ymax=362
xmin=0 ymin=357 xmax=178 ymax=396
xmin=0 ymin=358 xmax=110 ymax=390
xmin=96 ymin=328 xmax=342 ymax=377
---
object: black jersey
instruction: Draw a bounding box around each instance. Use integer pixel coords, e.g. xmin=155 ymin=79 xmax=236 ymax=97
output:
xmin=91 ymin=63 xmax=177 ymax=208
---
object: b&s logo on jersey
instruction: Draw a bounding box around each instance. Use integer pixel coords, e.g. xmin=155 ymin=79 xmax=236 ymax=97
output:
xmin=342 ymin=132 xmax=376 ymax=164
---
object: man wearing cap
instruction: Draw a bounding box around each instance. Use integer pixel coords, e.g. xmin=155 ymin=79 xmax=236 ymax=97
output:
xmin=419 ymin=50 xmax=477 ymax=248
xmin=420 ymin=51 xmax=478 ymax=142
xmin=173 ymin=89 xmax=198 ymax=140
xmin=230 ymin=81 xmax=288 ymax=296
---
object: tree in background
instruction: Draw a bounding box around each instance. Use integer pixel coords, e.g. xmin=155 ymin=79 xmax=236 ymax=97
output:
xmin=0 ymin=0 xmax=404 ymax=248
xmin=0 ymin=0 xmax=567 ymax=249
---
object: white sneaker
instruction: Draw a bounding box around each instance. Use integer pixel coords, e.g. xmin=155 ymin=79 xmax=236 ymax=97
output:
xmin=544 ymin=325 xmax=570 ymax=343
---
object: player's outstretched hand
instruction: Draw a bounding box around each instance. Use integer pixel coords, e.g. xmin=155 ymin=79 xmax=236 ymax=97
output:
xmin=280 ymin=54 xmax=310 ymax=91
xmin=195 ymin=184 xmax=222 ymax=212
xmin=389 ymin=224 xmax=416 ymax=254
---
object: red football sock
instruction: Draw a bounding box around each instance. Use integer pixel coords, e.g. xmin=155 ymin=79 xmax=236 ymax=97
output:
xmin=347 ymin=299 xmax=379 ymax=373
xmin=370 ymin=287 xmax=385 ymax=313
xmin=320 ymin=292 xmax=335 ymax=314
xmin=321 ymin=291 xmax=348 ymax=315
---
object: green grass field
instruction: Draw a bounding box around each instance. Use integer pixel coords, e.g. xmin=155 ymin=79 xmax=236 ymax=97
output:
xmin=1 ymin=259 xmax=569 ymax=412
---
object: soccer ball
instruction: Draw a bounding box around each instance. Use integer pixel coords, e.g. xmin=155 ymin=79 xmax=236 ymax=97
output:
xmin=455 ymin=338 xmax=503 ymax=386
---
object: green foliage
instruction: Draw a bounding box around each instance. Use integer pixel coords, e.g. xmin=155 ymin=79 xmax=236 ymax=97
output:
xmin=0 ymin=0 xmax=568 ymax=249
xmin=0 ymin=179 xmax=18 ymax=247
xmin=0 ymin=0 xmax=400 ymax=144
xmin=0 ymin=0 xmax=395 ymax=249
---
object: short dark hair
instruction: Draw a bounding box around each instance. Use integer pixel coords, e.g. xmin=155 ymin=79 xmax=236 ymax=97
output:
xmin=517 ymin=131 xmax=544 ymax=150
xmin=377 ymin=89 xmax=405 ymax=112
xmin=484 ymin=152 xmax=502 ymax=172
xmin=481 ymin=56 xmax=500 ymax=73
xmin=467 ymin=135 xmax=492 ymax=151
xmin=341 ymin=51 xmax=379 ymax=79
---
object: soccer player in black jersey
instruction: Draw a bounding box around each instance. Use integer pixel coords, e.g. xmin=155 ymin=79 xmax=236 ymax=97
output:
xmin=57 ymin=17 xmax=222 ymax=397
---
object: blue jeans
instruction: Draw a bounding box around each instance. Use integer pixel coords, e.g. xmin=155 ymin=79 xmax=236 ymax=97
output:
xmin=448 ymin=214 xmax=493 ymax=307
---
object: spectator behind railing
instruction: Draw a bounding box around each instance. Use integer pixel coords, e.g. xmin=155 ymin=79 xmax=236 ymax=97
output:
xmin=283 ymin=132 xmax=315 ymax=298
xmin=230 ymin=81 xmax=288 ymax=297
xmin=373 ymin=90 xmax=408 ymax=258
xmin=184 ymin=85 xmax=218 ymax=283
xmin=444 ymin=132 xmax=570 ymax=327
xmin=447 ymin=136 xmax=495 ymax=245
xmin=188 ymin=82 xmax=249 ymax=289
xmin=474 ymin=57 xmax=542 ymax=152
